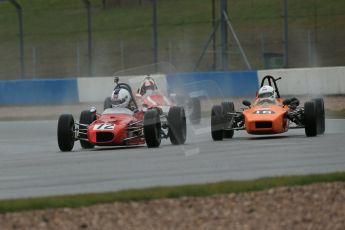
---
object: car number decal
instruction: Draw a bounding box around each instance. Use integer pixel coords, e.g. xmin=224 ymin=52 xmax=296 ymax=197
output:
xmin=253 ymin=110 xmax=275 ymax=114
xmin=93 ymin=124 xmax=115 ymax=130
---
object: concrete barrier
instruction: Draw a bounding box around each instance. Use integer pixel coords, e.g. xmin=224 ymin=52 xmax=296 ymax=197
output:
xmin=166 ymin=71 xmax=259 ymax=98
xmin=0 ymin=79 xmax=79 ymax=105
xmin=1 ymin=67 xmax=344 ymax=106
xmin=258 ymin=67 xmax=345 ymax=95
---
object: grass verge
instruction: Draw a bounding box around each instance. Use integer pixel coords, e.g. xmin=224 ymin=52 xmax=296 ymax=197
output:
xmin=1 ymin=172 xmax=345 ymax=214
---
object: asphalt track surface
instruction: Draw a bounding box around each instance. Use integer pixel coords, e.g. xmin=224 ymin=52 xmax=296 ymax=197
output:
xmin=0 ymin=118 xmax=344 ymax=200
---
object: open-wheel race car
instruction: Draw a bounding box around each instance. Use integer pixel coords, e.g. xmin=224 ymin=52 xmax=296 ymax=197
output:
xmin=211 ymin=75 xmax=325 ymax=141
xmin=104 ymin=75 xmax=201 ymax=124
xmin=135 ymin=75 xmax=201 ymax=124
xmin=57 ymin=83 xmax=187 ymax=152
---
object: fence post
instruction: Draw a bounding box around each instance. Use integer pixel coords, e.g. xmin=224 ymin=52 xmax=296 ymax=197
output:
xmin=260 ymin=33 xmax=265 ymax=67
xmin=220 ymin=0 xmax=228 ymax=70
xmin=82 ymin=0 xmax=93 ymax=77
xmin=9 ymin=0 xmax=25 ymax=79
xmin=76 ymin=43 xmax=81 ymax=76
xmin=169 ymin=40 xmax=173 ymax=67
xmin=212 ymin=0 xmax=216 ymax=70
xmin=120 ymin=41 xmax=125 ymax=70
xmin=32 ymin=46 xmax=36 ymax=78
xmin=152 ymin=0 xmax=158 ymax=70
xmin=282 ymin=0 xmax=289 ymax=68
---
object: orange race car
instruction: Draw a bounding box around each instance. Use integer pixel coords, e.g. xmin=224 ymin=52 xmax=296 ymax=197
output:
xmin=211 ymin=75 xmax=325 ymax=140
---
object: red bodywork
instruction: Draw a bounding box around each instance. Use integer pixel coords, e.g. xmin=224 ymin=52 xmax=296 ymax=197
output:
xmin=242 ymin=99 xmax=289 ymax=135
xmin=87 ymin=109 xmax=145 ymax=146
xmin=138 ymin=93 xmax=173 ymax=108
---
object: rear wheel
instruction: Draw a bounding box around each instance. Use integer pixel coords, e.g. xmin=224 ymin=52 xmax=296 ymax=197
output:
xmin=304 ymin=101 xmax=317 ymax=137
xmin=189 ymin=97 xmax=201 ymax=125
xmin=221 ymin=101 xmax=235 ymax=138
xmin=144 ymin=109 xmax=161 ymax=148
xmin=103 ymin=97 xmax=112 ymax=110
xmin=211 ymin=105 xmax=224 ymax=141
xmin=312 ymin=98 xmax=325 ymax=135
xmin=168 ymin=106 xmax=187 ymax=145
xmin=79 ymin=110 xmax=96 ymax=149
xmin=57 ymin=114 xmax=75 ymax=152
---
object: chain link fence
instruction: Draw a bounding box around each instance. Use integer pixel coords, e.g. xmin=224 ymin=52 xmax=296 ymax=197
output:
xmin=0 ymin=0 xmax=344 ymax=80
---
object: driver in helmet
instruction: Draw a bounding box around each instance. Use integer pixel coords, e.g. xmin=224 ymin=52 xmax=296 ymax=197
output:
xmin=138 ymin=76 xmax=158 ymax=96
xmin=111 ymin=87 xmax=137 ymax=110
xmin=256 ymin=85 xmax=277 ymax=105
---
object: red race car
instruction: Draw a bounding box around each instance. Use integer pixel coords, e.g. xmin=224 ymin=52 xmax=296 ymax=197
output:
xmin=211 ymin=75 xmax=325 ymax=140
xmin=57 ymin=83 xmax=186 ymax=152
xmin=104 ymin=76 xmax=201 ymax=124
xmin=136 ymin=76 xmax=201 ymax=124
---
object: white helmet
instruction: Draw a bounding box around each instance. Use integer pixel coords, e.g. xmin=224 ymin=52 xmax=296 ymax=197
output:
xmin=258 ymin=85 xmax=276 ymax=99
xmin=111 ymin=88 xmax=131 ymax=108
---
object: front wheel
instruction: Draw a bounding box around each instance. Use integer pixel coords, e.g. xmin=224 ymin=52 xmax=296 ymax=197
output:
xmin=144 ymin=109 xmax=161 ymax=148
xmin=211 ymin=105 xmax=224 ymax=141
xmin=79 ymin=110 xmax=96 ymax=149
xmin=57 ymin=114 xmax=75 ymax=152
xmin=304 ymin=101 xmax=317 ymax=137
xmin=221 ymin=101 xmax=235 ymax=138
xmin=168 ymin=106 xmax=187 ymax=145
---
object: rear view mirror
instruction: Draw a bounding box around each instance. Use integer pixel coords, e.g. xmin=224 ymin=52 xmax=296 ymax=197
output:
xmin=242 ymin=100 xmax=251 ymax=107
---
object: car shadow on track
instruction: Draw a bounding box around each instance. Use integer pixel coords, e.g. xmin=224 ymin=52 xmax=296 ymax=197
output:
xmin=62 ymin=145 xmax=147 ymax=153
xmin=249 ymin=135 xmax=292 ymax=140
xmin=233 ymin=134 xmax=307 ymax=141
xmin=91 ymin=145 xmax=147 ymax=152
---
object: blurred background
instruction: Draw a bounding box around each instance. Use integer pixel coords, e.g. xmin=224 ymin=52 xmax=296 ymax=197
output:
xmin=0 ymin=0 xmax=344 ymax=80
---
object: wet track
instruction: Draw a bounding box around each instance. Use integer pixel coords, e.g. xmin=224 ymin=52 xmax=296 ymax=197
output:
xmin=0 ymin=119 xmax=344 ymax=199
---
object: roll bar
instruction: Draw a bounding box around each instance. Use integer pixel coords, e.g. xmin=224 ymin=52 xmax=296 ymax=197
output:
xmin=260 ymin=75 xmax=282 ymax=98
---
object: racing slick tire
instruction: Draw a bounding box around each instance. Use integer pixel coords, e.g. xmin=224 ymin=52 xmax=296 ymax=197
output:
xmin=79 ymin=110 xmax=96 ymax=149
xmin=144 ymin=109 xmax=161 ymax=148
xmin=221 ymin=101 xmax=235 ymax=138
xmin=168 ymin=106 xmax=187 ymax=145
xmin=57 ymin=114 xmax=75 ymax=152
xmin=312 ymin=98 xmax=325 ymax=135
xmin=304 ymin=101 xmax=318 ymax=137
xmin=104 ymin=97 xmax=112 ymax=110
xmin=189 ymin=97 xmax=201 ymax=125
xmin=211 ymin=105 xmax=224 ymax=141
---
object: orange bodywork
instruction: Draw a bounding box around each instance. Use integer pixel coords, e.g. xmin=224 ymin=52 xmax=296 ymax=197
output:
xmin=243 ymin=99 xmax=289 ymax=135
